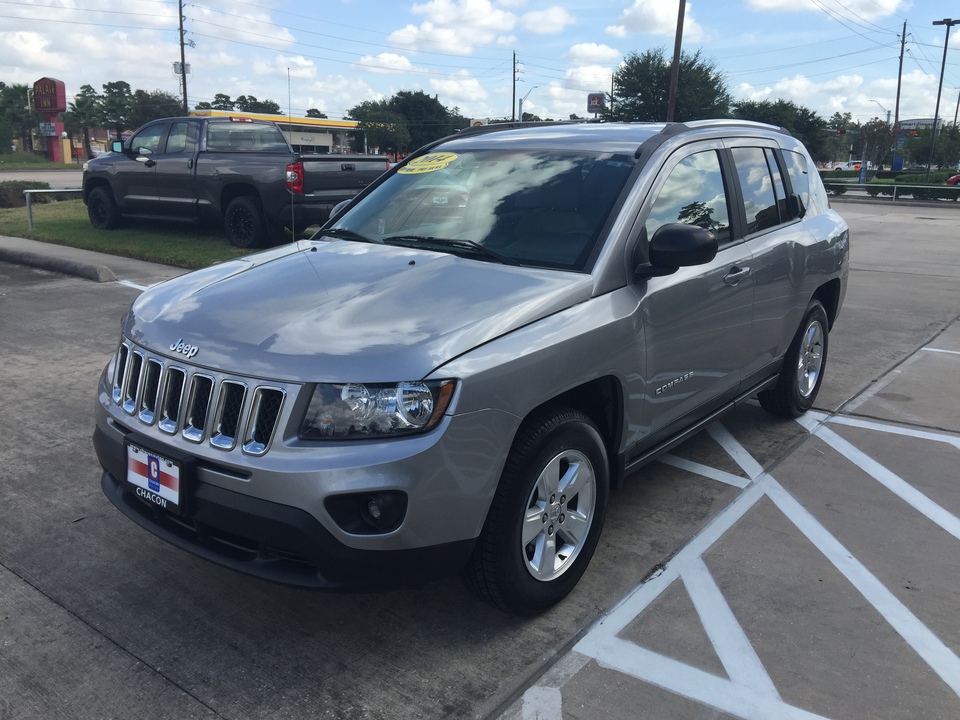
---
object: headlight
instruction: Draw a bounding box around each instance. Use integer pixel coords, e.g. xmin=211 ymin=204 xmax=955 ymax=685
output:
xmin=300 ymin=380 xmax=456 ymax=440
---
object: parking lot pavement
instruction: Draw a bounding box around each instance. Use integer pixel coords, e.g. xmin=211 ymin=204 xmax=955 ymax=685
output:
xmin=498 ymin=325 xmax=960 ymax=717
xmin=3 ymin=199 xmax=960 ymax=720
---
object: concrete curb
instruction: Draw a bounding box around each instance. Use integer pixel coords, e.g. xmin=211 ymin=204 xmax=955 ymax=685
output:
xmin=0 ymin=246 xmax=117 ymax=283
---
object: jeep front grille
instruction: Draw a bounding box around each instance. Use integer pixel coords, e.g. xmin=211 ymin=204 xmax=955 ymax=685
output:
xmin=111 ymin=341 xmax=287 ymax=456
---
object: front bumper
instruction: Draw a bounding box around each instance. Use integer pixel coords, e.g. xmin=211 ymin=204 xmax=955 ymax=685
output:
xmin=95 ymin=425 xmax=475 ymax=590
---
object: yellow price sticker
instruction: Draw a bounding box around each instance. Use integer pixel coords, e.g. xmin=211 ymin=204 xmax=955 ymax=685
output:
xmin=398 ymin=152 xmax=459 ymax=174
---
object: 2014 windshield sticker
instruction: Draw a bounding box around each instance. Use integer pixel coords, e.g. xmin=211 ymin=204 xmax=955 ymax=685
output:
xmin=398 ymin=152 xmax=458 ymax=174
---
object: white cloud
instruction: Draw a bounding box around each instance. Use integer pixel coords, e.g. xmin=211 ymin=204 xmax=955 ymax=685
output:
xmin=520 ymin=7 xmax=576 ymax=34
xmin=388 ymin=0 xmax=517 ymax=55
xmin=746 ymin=0 xmax=904 ymax=22
xmin=606 ymin=0 xmax=704 ymax=43
xmin=567 ymin=43 xmax=621 ymax=64
xmin=355 ymin=53 xmax=417 ymax=74
xmin=430 ymin=70 xmax=490 ymax=104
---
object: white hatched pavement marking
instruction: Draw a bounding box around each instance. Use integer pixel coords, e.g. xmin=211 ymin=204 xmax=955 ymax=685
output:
xmin=658 ymin=453 xmax=751 ymax=488
xmin=796 ymin=414 xmax=960 ymax=542
xmin=565 ymin=416 xmax=960 ymax=718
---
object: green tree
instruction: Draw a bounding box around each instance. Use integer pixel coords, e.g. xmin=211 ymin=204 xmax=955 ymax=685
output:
xmin=234 ymin=95 xmax=281 ymax=114
xmin=67 ymin=84 xmax=101 ymax=159
xmin=130 ymin=89 xmax=183 ymax=128
xmin=904 ymin=125 xmax=960 ymax=170
xmin=387 ymin=90 xmax=462 ymax=150
xmin=347 ymin=100 xmax=410 ymax=154
xmin=306 ymin=108 xmax=327 ymax=118
xmin=101 ymin=81 xmax=133 ymax=140
xmin=603 ymin=48 xmax=731 ymax=122
xmin=731 ymin=99 xmax=830 ymax=162
xmin=859 ymin=117 xmax=894 ymax=170
xmin=211 ymin=93 xmax=235 ymax=110
xmin=0 ymin=82 xmax=40 ymax=152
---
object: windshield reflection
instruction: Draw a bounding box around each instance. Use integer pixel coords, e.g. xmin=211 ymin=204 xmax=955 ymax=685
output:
xmin=328 ymin=150 xmax=635 ymax=272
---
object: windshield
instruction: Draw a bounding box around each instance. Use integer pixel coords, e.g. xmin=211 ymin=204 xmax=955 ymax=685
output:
xmin=326 ymin=149 xmax=635 ymax=271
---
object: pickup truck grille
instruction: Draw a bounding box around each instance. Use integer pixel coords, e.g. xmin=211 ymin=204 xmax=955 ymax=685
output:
xmin=111 ymin=341 xmax=286 ymax=456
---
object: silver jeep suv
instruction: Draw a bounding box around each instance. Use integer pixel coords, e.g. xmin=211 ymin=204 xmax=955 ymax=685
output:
xmin=94 ymin=120 xmax=849 ymax=614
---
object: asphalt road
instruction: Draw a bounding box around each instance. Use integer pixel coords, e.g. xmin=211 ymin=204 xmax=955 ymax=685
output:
xmin=1 ymin=200 xmax=959 ymax=719
xmin=0 ymin=168 xmax=83 ymax=188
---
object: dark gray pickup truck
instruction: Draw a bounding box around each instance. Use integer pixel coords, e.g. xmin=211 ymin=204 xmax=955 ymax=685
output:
xmin=82 ymin=116 xmax=389 ymax=247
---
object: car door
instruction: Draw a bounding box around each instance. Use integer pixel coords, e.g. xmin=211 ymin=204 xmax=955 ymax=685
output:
xmin=114 ymin=121 xmax=166 ymax=211
xmin=632 ymin=143 xmax=756 ymax=437
xmin=725 ymin=142 xmax=812 ymax=387
xmin=154 ymin=120 xmax=199 ymax=214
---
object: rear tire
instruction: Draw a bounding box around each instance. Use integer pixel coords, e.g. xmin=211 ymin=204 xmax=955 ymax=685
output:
xmin=462 ymin=408 xmax=609 ymax=615
xmin=87 ymin=186 xmax=120 ymax=230
xmin=759 ymin=300 xmax=829 ymax=418
xmin=224 ymin=196 xmax=267 ymax=248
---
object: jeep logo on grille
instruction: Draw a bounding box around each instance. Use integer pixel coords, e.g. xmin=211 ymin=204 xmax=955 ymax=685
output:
xmin=169 ymin=338 xmax=200 ymax=359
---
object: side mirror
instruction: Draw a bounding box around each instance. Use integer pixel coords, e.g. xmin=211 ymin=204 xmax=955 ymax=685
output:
xmin=329 ymin=199 xmax=352 ymax=221
xmin=111 ymin=140 xmax=124 ymax=154
xmin=635 ymin=223 xmax=718 ymax=279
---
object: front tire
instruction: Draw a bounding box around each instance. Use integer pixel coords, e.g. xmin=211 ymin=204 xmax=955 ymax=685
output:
xmin=86 ymin=186 xmax=120 ymax=230
xmin=462 ymin=408 xmax=609 ymax=615
xmin=759 ymin=299 xmax=829 ymax=418
xmin=224 ymin=196 xmax=267 ymax=248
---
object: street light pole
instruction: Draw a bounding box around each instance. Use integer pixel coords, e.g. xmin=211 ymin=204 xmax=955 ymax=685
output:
xmin=518 ymin=86 xmax=537 ymax=122
xmin=926 ymin=18 xmax=955 ymax=180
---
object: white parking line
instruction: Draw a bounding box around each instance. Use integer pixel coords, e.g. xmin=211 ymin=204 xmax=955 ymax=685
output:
xmin=551 ymin=413 xmax=960 ymax=718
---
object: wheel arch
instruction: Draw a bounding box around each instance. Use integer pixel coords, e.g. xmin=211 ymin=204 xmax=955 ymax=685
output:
xmin=219 ymin=183 xmax=260 ymax=216
xmin=812 ymin=278 xmax=842 ymax=330
xmin=83 ymin=178 xmax=113 ymax=204
xmin=516 ymin=375 xmax=625 ymax=491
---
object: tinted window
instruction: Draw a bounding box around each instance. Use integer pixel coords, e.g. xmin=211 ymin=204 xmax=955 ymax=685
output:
xmin=731 ymin=147 xmax=781 ymax=233
xmin=645 ymin=150 xmax=731 ymax=244
xmin=129 ymin=124 xmax=164 ymax=155
xmin=165 ymin=122 xmax=189 ymax=154
xmin=205 ymin=123 xmax=289 ymax=152
xmin=784 ymin=150 xmax=828 ymax=217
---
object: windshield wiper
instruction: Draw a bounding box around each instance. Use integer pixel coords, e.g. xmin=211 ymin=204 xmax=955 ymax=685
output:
xmin=382 ymin=235 xmax=520 ymax=266
xmin=320 ymin=228 xmax=383 ymax=244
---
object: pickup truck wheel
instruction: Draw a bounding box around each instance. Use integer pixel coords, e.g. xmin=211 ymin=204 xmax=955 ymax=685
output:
xmin=462 ymin=408 xmax=609 ymax=615
xmin=224 ymin=196 xmax=267 ymax=248
xmin=759 ymin=299 xmax=829 ymax=418
xmin=87 ymin=186 xmax=120 ymax=230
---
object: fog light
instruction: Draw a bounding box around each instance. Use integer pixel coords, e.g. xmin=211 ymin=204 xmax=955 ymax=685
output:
xmin=361 ymin=492 xmax=405 ymax=531
xmin=325 ymin=490 xmax=408 ymax=535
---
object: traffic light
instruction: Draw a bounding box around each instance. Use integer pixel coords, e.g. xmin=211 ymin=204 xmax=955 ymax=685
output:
xmin=836 ymin=128 xmax=846 ymax=135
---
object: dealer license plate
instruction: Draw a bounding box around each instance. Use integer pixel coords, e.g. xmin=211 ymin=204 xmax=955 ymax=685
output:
xmin=126 ymin=442 xmax=183 ymax=515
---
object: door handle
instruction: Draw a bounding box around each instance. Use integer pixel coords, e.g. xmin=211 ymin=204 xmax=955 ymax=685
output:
xmin=723 ymin=266 xmax=750 ymax=286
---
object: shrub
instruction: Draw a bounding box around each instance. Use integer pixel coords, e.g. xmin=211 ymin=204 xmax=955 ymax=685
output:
xmin=0 ymin=181 xmax=52 ymax=208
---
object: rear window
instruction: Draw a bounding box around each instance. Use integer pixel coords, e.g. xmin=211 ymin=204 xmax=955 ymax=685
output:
xmin=205 ymin=124 xmax=289 ymax=152
xmin=330 ymin=149 xmax=635 ymax=272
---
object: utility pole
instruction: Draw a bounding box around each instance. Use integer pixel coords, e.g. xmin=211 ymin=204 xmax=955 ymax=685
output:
xmin=512 ymin=52 xmax=517 ymax=122
xmin=894 ymin=21 xmax=905 ymax=129
xmin=179 ymin=0 xmax=188 ymax=114
xmin=926 ymin=18 xmax=955 ymax=181
xmin=666 ymin=0 xmax=685 ymax=122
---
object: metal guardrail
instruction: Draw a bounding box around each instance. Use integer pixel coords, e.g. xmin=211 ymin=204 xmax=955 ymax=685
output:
xmin=23 ymin=188 xmax=84 ymax=231
xmin=823 ymin=181 xmax=960 ymax=203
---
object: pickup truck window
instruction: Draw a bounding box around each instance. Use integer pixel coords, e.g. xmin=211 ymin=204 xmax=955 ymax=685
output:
xmin=165 ymin=122 xmax=189 ymax=153
xmin=130 ymin=124 xmax=164 ymax=155
xmin=206 ymin=124 xmax=289 ymax=152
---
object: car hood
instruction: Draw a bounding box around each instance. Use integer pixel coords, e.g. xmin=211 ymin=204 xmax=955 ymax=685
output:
xmin=125 ymin=239 xmax=594 ymax=382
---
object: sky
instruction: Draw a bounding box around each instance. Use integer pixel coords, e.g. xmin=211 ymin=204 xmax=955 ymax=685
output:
xmin=3 ymin=0 xmax=960 ymax=128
